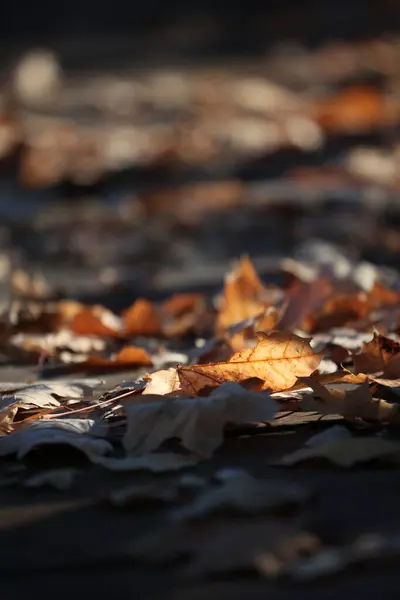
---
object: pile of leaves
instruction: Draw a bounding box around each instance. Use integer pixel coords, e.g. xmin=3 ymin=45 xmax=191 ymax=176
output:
xmin=2 ymin=254 xmax=400 ymax=466
xmin=3 ymin=253 xmax=400 ymax=580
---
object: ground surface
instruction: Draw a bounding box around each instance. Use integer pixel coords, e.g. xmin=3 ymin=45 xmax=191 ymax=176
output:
xmin=0 ymin=5 xmax=400 ymax=598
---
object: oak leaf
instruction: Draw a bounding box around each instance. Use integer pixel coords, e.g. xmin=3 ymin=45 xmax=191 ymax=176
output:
xmin=178 ymin=331 xmax=322 ymax=394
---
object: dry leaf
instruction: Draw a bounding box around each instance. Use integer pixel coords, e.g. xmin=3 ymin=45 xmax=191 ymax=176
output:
xmin=123 ymin=299 xmax=162 ymax=337
xmin=70 ymin=306 xmax=121 ymax=337
xmin=278 ymin=277 xmax=331 ymax=332
xmin=84 ymin=345 xmax=153 ymax=369
xmin=162 ymin=293 xmax=208 ymax=337
xmin=314 ymin=86 xmax=386 ymax=132
xmin=123 ymin=382 xmax=278 ymax=457
xmin=142 ymin=368 xmax=181 ymax=395
xmin=279 ymin=436 xmax=400 ymax=467
xmin=24 ymin=468 xmax=78 ymax=490
xmin=216 ymin=257 xmax=268 ymax=334
xmin=0 ymin=418 xmax=111 ymax=460
xmin=171 ymin=472 xmax=311 ymax=520
xmin=299 ymin=376 xmax=397 ymax=422
xmin=353 ymin=333 xmax=400 ymax=374
xmin=162 ymin=293 xmax=205 ymax=317
xmin=304 ymin=425 xmax=353 ymax=447
xmin=178 ymin=331 xmax=322 ymax=394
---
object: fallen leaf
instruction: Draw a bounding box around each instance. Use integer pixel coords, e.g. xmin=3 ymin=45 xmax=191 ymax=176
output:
xmin=299 ymin=376 xmax=397 ymax=422
xmin=84 ymin=345 xmax=153 ymax=369
xmin=142 ymin=368 xmax=181 ymax=395
xmin=123 ymin=382 xmax=278 ymax=457
xmin=314 ymin=86 xmax=386 ymax=133
xmin=305 ymin=292 xmax=372 ymax=332
xmin=278 ymin=277 xmax=331 ymax=331
xmin=353 ymin=333 xmax=400 ymax=374
xmin=70 ymin=305 xmax=121 ymax=337
xmin=279 ymin=436 xmax=400 ymax=467
xmin=0 ymin=418 xmax=111 ymax=460
xmin=304 ymin=425 xmax=353 ymax=447
xmin=24 ymin=468 xmax=78 ymax=490
xmin=10 ymin=329 xmax=106 ymax=358
xmin=178 ymin=331 xmax=322 ymax=394
xmin=170 ymin=471 xmax=311 ymax=520
xmin=216 ymin=257 xmax=268 ymax=334
xmin=162 ymin=293 xmax=208 ymax=337
xmin=162 ymin=293 xmax=206 ymax=317
xmin=123 ymin=299 xmax=162 ymax=337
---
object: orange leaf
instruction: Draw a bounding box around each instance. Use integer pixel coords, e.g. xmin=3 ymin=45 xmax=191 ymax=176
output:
xmin=216 ymin=257 xmax=268 ymax=334
xmin=314 ymin=86 xmax=386 ymax=133
xmin=70 ymin=306 xmax=121 ymax=337
xmin=123 ymin=299 xmax=162 ymax=337
xmin=162 ymin=293 xmax=205 ymax=317
xmin=86 ymin=346 xmax=152 ymax=369
xmin=178 ymin=331 xmax=322 ymax=394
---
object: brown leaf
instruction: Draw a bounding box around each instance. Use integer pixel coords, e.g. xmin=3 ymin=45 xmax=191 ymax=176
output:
xmin=195 ymin=339 xmax=234 ymax=365
xmin=84 ymin=346 xmax=152 ymax=369
xmin=300 ymin=376 xmax=396 ymax=422
xmin=382 ymin=353 xmax=400 ymax=379
xmin=216 ymin=257 xmax=268 ymax=334
xmin=305 ymin=292 xmax=372 ymax=333
xmin=279 ymin=437 xmax=400 ymax=468
xmin=178 ymin=331 xmax=322 ymax=394
xmin=286 ymin=369 xmax=367 ymax=392
xmin=162 ymin=293 xmax=205 ymax=317
xmin=162 ymin=294 xmax=209 ymax=338
xmin=278 ymin=277 xmax=331 ymax=332
xmin=123 ymin=299 xmax=162 ymax=337
xmin=353 ymin=333 xmax=400 ymax=375
xmin=228 ymin=307 xmax=281 ymax=352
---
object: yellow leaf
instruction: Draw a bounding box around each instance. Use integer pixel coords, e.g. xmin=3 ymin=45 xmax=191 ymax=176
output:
xmin=178 ymin=331 xmax=322 ymax=394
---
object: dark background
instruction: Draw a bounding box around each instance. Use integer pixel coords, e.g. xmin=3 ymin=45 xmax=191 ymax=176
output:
xmin=3 ymin=1 xmax=400 ymax=49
